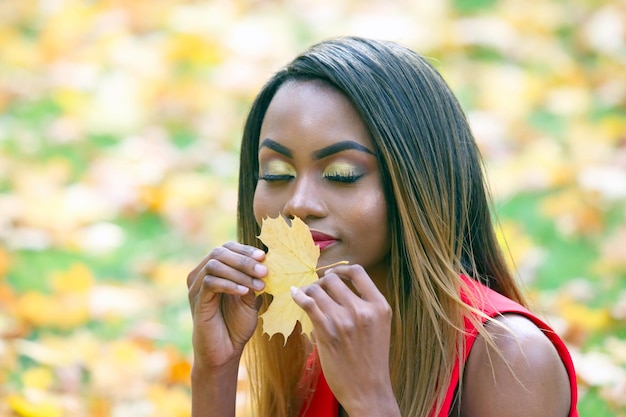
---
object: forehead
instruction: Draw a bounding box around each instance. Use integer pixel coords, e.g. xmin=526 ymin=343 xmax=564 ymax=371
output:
xmin=260 ymin=80 xmax=371 ymax=148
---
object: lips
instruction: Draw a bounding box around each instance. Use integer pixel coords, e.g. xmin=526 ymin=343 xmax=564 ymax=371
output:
xmin=310 ymin=230 xmax=337 ymax=250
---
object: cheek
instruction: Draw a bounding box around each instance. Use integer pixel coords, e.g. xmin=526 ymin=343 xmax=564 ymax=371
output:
xmin=360 ymin=188 xmax=386 ymax=218
xmin=349 ymin=192 xmax=389 ymax=240
xmin=252 ymin=187 xmax=280 ymax=224
xmin=252 ymin=190 xmax=264 ymax=225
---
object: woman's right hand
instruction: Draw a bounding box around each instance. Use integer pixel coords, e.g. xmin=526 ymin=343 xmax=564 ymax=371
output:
xmin=187 ymin=241 xmax=267 ymax=370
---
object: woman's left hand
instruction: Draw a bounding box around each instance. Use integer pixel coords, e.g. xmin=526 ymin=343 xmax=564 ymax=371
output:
xmin=291 ymin=264 xmax=401 ymax=417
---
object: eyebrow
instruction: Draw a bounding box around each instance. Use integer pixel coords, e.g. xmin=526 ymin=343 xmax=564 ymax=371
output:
xmin=259 ymin=138 xmax=375 ymax=160
xmin=312 ymin=140 xmax=376 ymax=160
xmin=259 ymin=138 xmax=293 ymax=158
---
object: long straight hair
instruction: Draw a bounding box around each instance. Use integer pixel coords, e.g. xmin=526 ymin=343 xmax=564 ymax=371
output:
xmin=237 ymin=36 xmax=525 ymax=417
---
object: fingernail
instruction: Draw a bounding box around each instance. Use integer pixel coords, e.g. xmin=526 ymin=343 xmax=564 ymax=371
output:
xmin=254 ymin=263 xmax=267 ymax=276
xmin=237 ymin=285 xmax=249 ymax=295
xmin=252 ymin=279 xmax=265 ymax=291
xmin=253 ymin=249 xmax=265 ymax=258
xmin=290 ymin=286 xmax=298 ymax=297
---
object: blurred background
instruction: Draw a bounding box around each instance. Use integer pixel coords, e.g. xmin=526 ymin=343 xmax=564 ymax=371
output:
xmin=0 ymin=0 xmax=624 ymax=416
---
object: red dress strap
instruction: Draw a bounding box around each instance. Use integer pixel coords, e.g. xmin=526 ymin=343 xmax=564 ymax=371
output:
xmin=437 ymin=276 xmax=579 ymax=417
xmin=298 ymin=348 xmax=339 ymax=417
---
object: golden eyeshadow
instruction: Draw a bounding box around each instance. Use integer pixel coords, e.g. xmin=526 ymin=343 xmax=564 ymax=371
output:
xmin=323 ymin=161 xmax=359 ymax=177
xmin=262 ymin=160 xmax=297 ymax=176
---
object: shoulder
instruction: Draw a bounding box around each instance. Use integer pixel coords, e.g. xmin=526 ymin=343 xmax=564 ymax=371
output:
xmin=460 ymin=314 xmax=571 ymax=417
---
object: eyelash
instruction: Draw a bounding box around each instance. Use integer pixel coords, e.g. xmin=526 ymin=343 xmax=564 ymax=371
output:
xmin=258 ymin=174 xmax=294 ymax=182
xmin=257 ymin=172 xmax=363 ymax=184
xmin=323 ymin=172 xmax=363 ymax=183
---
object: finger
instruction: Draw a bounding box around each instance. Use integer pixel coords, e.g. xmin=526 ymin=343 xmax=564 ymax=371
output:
xmin=187 ymin=253 xmax=212 ymax=288
xmin=223 ymin=241 xmax=266 ymax=261
xmin=207 ymin=245 xmax=267 ymax=278
xmin=326 ymin=264 xmax=385 ymax=303
xmin=192 ymin=270 xmax=259 ymax=314
xmin=202 ymin=257 xmax=266 ymax=293
xmin=202 ymin=275 xmax=251 ymax=297
xmin=294 ymin=283 xmax=369 ymax=343
xmin=291 ymin=286 xmax=329 ymax=329
xmin=317 ymin=272 xmax=359 ymax=306
xmin=188 ymin=257 xmax=264 ymax=305
xmin=186 ymin=242 xmax=265 ymax=288
xmin=193 ymin=245 xmax=266 ymax=292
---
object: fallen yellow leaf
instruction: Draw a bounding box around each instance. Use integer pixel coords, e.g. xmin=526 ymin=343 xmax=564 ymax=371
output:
xmin=15 ymin=292 xmax=89 ymax=330
xmin=51 ymin=263 xmax=95 ymax=295
xmin=495 ymin=220 xmax=535 ymax=270
xmin=147 ymin=384 xmax=192 ymax=417
xmin=21 ymin=366 xmax=55 ymax=390
xmin=0 ymin=246 xmax=10 ymax=277
xmin=256 ymin=215 xmax=320 ymax=343
xmin=558 ymin=297 xmax=612 ymax=334
xmin=7 ymin=393 xmax=63 ymax=417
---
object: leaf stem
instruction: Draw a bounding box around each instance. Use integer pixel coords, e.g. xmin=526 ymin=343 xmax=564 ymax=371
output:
xmin=315 ymin=260 xmax=349 ymax=272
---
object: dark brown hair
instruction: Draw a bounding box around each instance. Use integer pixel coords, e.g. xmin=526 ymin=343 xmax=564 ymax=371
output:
xmin=238 ymin=36 xmax=524 ymax=416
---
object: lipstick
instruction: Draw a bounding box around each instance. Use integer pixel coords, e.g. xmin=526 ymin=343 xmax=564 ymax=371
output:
xmin=310 ymin=231 xmax=337 ymax=250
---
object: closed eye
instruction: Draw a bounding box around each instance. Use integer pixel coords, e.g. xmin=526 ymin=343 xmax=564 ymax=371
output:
xmin=324 ymin=173 xmax=363 ymax=183
xmin=323 ymin=162 xmax=363 ymax=184
xmin=258 ymin=174 xmax=294 ymax=182
xmin=258 ymin=160 xmax=296 ymax=182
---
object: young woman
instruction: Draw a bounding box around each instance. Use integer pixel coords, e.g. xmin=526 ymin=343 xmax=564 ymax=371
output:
xmin=187 ymin=37 xmax=579 ymax=417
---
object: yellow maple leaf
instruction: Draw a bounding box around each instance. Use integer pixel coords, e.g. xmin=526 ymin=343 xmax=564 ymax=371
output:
xmin=256 ymin=215 xmax=320 ymax=342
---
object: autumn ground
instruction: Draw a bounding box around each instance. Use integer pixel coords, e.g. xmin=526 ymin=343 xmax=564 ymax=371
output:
xmin=0 ymin=0 xmax=625 ymax=416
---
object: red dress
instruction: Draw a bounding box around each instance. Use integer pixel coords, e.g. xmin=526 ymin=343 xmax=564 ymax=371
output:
xmin=298 ymin=276 xmax=579 ymax=417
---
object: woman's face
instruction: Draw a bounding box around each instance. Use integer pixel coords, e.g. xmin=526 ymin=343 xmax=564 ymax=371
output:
xmin=253 ymin=80 xmax=390 ymax=287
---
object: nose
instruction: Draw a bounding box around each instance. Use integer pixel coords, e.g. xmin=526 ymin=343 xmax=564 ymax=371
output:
xmin=282 ymin=175 xmax=327 ymax=221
